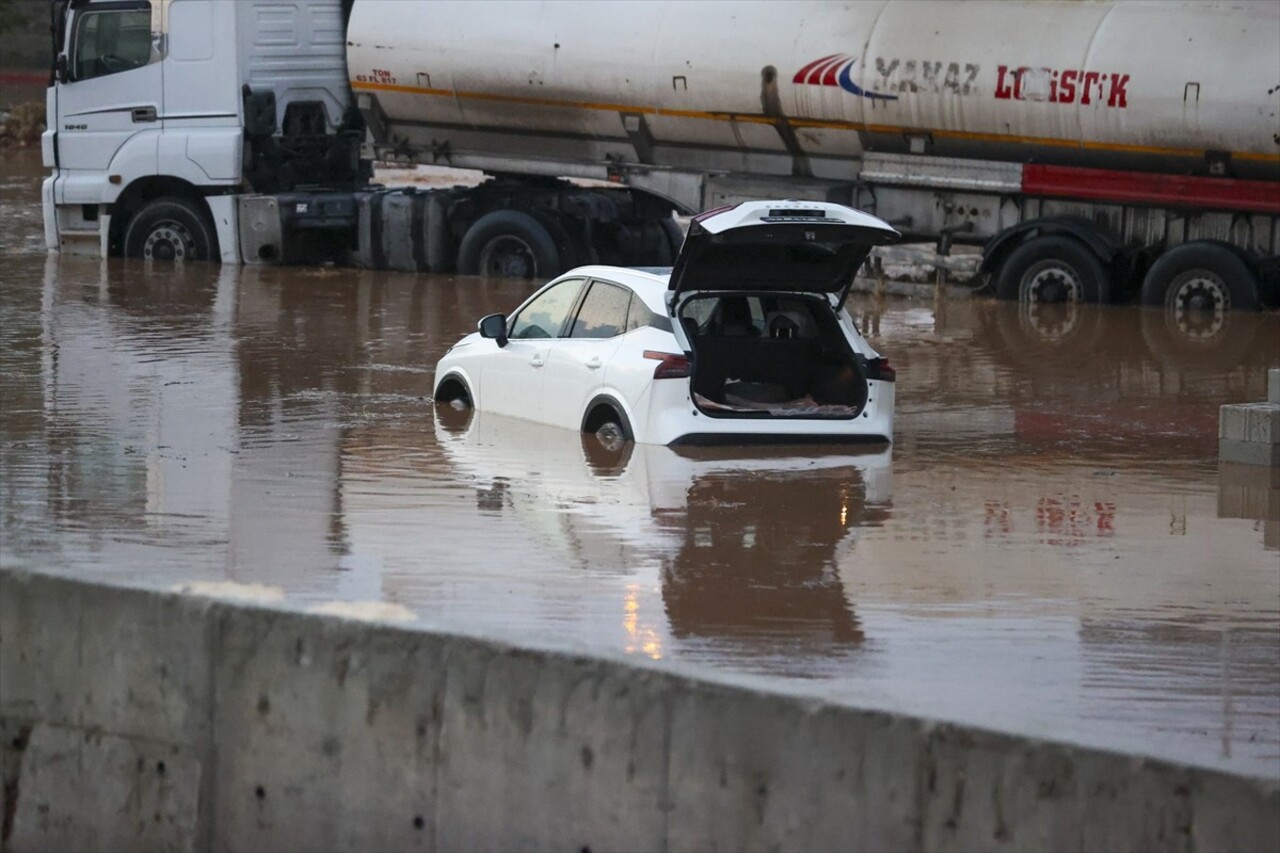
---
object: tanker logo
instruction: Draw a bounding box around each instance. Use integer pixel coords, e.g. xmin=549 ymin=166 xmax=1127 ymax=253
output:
xmin=995 ymin=65 xmax=1130 ymax=108
xmin=793 ymin=54 xmax=898 ymax=101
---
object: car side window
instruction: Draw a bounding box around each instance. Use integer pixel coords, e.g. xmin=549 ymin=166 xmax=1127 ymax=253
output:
xmin=570 ymin=281 xmax=632 ymax=339
xmin=72 ymin=6 xmax=153 ymax=82
xmin=626 ymin=297 xmax=672 ymax=333
xmin=509 ymin=278 xmax=584 ymax=340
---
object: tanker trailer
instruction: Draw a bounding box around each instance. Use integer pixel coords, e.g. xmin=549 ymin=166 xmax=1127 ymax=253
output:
xmin=349 ymin=0 xmax=1280 ymax=311
xmin=43 ymin=0 xmax=1280 ymax=316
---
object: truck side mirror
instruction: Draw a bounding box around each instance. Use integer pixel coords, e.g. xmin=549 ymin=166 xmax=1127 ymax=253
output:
xmin=55 ymin=54 xmax=68 ymax=83
xmin=478 ymin=313 xmax=508 ymax=347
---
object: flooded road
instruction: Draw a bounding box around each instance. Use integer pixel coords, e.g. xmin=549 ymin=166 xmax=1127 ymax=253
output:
xmin=2 ymin=149 xmax=1278 ymax=777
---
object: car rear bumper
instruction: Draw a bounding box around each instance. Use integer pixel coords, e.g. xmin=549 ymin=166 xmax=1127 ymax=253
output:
xmin=639 ymin=379 xmax=895 ymax=446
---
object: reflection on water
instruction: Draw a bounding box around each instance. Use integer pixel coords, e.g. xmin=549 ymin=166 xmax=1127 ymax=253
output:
xmin=1 ymin=149 xmax=1278 ymax=777
xmin=435 ymin=409 xmax=892 ymax=667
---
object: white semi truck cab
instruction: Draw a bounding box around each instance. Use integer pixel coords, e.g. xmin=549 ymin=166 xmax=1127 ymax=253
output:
xmin=44 ymin=0 xmax=363 ymax=263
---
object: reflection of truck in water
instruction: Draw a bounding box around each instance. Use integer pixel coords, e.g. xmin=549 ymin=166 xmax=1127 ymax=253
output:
xmin=43 ymin=1 xmax=1279 ymax=315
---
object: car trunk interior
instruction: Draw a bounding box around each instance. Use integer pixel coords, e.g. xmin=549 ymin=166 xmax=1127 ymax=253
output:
xmin=678 ymin=294 xmax=869 ymax=418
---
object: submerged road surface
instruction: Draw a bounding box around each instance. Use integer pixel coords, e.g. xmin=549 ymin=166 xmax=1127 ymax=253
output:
xmin=2 ymin=150 xmax=1278 ymax=778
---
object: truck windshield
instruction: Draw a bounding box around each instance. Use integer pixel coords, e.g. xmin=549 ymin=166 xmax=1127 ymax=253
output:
xmin=72 ymin=6 xmax=152 ymax=82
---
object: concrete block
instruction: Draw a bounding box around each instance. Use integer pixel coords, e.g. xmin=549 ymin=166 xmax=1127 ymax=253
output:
xmin=1268 ymin=368 xmax=1279 ymax=405
xmin=211 ymin=607 xmax=442 ymax=852
xmin=1218 ymin=461 xmax=1280 ymax=521
xmin=1218 ymin=403 xmax=1279 ymax=445
xmin=919 ymin=726 xmax=1196 ymax=853
xmin=4 ymin=721 xmax=201 ymax=851
xmin=666 ymin=688 xmax=922 ymax=852
xmin=4 ymin=567 xmax=1278 ymax=852
xmin=1188 ymin=769 xmax=1280 ymax=853
xmin=1219 ymin=438 xmax=1280 ymax=467
xmin=0 ymin=572 xmax=212 ymax=747
xmin=0 ymin=572 xmax=83 ymax=727
xmin=433 ymin=640 xmax=669 ymax=852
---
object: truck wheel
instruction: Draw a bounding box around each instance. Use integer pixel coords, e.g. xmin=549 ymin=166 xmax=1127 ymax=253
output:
xmin=995 ymin=236 xmax=1110 ymax=304
xmin=457 ymin=210 xmax=560 ymax=278
xmin=1140 ymin=242 xmax=1259 ymax=325
xmin=660 ymin=216 xmax=685 ymax=262
xmin=123 ymin=197 xmax=216 ymax=262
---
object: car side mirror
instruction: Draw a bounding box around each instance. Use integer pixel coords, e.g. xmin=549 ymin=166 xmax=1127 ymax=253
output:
xmin=478 ymin=313 xmax=508 ymax=347
xmin=55 ymin=54 xmax=68 ymax=83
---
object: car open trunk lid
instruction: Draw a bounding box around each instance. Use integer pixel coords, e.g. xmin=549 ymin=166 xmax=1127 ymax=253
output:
xmin=667 ymin=201 xmax=899 ymax=306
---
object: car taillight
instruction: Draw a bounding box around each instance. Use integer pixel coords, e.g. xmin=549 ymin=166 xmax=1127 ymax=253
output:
xmin=867 ymin=357 xmax=896 ymax=382
xmin=643 ymin=350 xmax=691 ymax=379
xmin=691 ymin=204 xmax=735 ymax=222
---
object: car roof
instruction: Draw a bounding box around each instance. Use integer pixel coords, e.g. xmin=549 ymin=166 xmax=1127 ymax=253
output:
xmin=554 ymin=265 xmax=672 ymax=315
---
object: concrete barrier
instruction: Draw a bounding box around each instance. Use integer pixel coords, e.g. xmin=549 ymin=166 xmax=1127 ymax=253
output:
xmin=1219 ymin=369 xmax=1280 ymax=467
xmin=2 ymin=567 xmax=1276 ymax=852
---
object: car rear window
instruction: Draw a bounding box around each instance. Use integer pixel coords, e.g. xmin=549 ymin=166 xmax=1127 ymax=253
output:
xmin=570 ymin=281 xmax=632 ymax=339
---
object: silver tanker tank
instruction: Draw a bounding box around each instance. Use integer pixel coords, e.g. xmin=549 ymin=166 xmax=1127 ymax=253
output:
xmin=346 ymin=0 xmax=1280 ymax=182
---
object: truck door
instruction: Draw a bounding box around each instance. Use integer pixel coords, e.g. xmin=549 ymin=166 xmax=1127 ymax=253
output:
xmin=54 ymin=0 xmax=161 ymax=204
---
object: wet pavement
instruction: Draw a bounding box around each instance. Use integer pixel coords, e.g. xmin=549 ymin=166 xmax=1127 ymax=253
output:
xmin=2 ymin=148 xmax=1278 ymax=778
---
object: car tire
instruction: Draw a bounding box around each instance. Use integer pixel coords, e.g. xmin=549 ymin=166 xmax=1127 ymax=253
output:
xmin=995 ymin=235 xmax=1110 ymax=304
xmin=457 ymin=209 xmax=561 ymax=278
xmin=123 ymin=197 xmax=217 ymax=262
xmin=433 ymin=374 xmax=474 ymax=433
xmin=582 ymin=397 xmax=633 ymax=443
xmin=1140 ymin=241 xmax=1259 ymax=315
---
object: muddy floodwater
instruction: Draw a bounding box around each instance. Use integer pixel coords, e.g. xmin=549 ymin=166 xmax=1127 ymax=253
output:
xmin=3 ymin=149 xmax=1278 ymax=778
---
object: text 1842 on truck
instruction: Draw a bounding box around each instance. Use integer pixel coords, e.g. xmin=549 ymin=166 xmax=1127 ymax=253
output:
xmin=43 ymin=0 xmax=1280 ymax=317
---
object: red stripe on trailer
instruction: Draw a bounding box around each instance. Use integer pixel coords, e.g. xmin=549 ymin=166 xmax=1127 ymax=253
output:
xmin=1022 ymin=164 xmax=1280 ymax=214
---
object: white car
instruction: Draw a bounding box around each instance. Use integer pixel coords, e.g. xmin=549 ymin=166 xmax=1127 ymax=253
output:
xmin=433 ymin=200 xmax=899 ymax=446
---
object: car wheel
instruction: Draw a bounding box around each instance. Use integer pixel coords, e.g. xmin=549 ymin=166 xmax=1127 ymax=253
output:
xmin=995 ymin=235 xmax=1111 ymax=304
xmin=433 ymin=375 xmax=474 ymax=433
xmin=123 ymin=197 xmax=217 ymax=262
xmin=457 ymin=209 xmax=561 ymax=278
xmin=581 ymin=429 xmax=634 ymax=476
xmin=1140 ymin=242 xmax=1259 ymax=323
xmin=582 ymin=399 xmax=633 ymax=445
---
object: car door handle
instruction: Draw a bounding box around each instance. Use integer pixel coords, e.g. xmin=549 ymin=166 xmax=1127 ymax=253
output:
xmin=132 ymin=106 xmax=157 ymax=123
xmin=529 ymin=354 xmax=544 ymax=367
xmin=585 ymin=357 xmax=603 ymax=370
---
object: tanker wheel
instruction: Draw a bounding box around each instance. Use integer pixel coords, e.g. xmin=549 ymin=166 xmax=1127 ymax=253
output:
xmin=995 ymin=236 xmax=1110 ymax=305
xmin=1140 ymin=243 xmax=1259 ymax=335
xmin=123 ymin=197 xmax=216 ymax=262
xmin=457 ymin=209 xmax=560 ymax=279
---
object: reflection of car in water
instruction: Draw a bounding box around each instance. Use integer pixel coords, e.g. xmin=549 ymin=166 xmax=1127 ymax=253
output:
xmin=434 ymin=404 xmax=893 ymax=659
xmin=663 ymin=462 xmax=892 ymax=653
